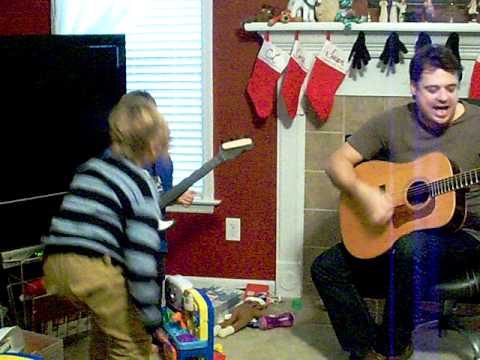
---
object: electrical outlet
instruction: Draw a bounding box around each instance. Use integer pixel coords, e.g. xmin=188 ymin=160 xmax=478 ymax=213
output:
xmin=226 ymin=217 xmax=241 ymax=241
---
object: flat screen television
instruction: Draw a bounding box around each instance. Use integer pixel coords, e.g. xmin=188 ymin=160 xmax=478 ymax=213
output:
xmin=0 ymin=34 xmax=126 ymax=254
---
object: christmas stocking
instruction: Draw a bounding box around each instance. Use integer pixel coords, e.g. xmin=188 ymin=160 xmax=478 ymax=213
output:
xmin=306 ymin=40 xmax=348 ymax=122
xmin=247 ymin=38 xmax=289 ymax=119
xmin=470 ymin=56 xmax=480 ymax=100
xmin=281 ymin=39 xmax=309 ymax=119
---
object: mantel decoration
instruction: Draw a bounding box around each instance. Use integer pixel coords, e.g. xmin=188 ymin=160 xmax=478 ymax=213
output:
xmin=243 ymin=2 xmax=480 ymax=122
xmin=253 ymin=0 xmax=480 ymax=25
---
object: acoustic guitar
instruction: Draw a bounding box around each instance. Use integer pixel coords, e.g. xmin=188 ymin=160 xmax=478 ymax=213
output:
xmin=339 ymin=152 xmax=478 ymax=259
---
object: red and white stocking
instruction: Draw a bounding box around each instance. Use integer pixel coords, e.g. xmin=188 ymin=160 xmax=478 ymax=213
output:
xmin=281 ymin=39 xmax=308 ymax=119
xmin=306 ymin=40 xmax=348 ymax=122
xmin=469 ymin=56 xmax=480 ymax=100
xmin=247 ymin=37 xmax=289 ymax=119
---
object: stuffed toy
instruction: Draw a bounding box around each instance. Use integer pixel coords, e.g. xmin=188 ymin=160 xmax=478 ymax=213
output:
xmin=268 ymin=9 xmax=302 ymax=26
xmin=243 ymin=4 xmax=279 ymax=24
xmin=214 ymin=297 xmax=268 ymax=338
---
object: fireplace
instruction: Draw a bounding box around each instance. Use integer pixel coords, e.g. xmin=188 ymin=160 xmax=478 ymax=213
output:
xmin=245 ymin=21 xmax=480 ymax=297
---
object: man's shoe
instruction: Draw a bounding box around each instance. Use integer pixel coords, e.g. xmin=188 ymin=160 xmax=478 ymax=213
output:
xmin=385 ymin=343 xmax=414 ymax=360
xmin=363 ymin=350 xmax=386 ymax=360
xmin=351 ymin=343 xmax=414 ymax=360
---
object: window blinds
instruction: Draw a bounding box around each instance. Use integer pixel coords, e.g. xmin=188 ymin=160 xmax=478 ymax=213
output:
xmin=125 ymin=0 xmax=207 ymax=193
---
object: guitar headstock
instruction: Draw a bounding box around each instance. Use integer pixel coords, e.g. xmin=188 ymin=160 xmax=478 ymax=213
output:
xmin=219 ymin=137 xmax=254 ymax=161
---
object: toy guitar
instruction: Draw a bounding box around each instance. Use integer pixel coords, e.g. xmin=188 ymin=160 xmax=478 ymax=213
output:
xmin=339 ymin=152 xmax=477 ymax=259
xmin=159 ymin=137 xmax=254 ymax=209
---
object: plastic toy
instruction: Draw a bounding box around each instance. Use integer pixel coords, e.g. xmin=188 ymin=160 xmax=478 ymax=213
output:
xmin=159 ymin=276 xmax=219 ymax=360
xmin=258 ymin=312 xmax=295 ymax=330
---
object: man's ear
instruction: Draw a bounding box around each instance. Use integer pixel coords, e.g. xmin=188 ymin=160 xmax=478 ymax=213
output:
xmin=410 ymin=81 xmax=417 ymax=98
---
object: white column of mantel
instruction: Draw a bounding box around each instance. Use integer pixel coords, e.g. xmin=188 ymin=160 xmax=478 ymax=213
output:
xmin=244 ymin=22 xmax=480 ymax=298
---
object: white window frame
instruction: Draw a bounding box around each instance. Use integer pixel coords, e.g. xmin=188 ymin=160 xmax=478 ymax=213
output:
xmin=167 ymin=0 xmax=217 ymax=214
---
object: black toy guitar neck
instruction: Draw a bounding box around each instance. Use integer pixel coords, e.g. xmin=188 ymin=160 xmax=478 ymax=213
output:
xmin=159 ymin=138 xmax=254 ymax=208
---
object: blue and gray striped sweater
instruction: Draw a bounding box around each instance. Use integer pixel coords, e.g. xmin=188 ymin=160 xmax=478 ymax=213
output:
xmin=43 ymin=154 xmax=165 ymax=331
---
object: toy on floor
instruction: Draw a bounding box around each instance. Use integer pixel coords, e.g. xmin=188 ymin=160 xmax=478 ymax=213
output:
xmin=157 ymin=275 xmax=226 ymax=360
xmin=214 ymin=297 xmax=268 ymax=338
xmin=259 ymin=312 xmax=295 ymax=330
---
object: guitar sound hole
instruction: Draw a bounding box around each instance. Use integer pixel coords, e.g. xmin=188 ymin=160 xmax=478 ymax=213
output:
xmin=407 ymin=181 xmax=430 ymax=206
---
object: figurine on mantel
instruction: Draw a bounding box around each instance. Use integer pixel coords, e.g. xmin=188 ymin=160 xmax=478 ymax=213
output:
xmin=398 ymin=0 xmax=408 ymax=22
xmin=335 ymin=0 xmax=367 ymax=28
xmin=315 ymin=0 xmax=340 ymax=21
xmin=379 ymin=0 xmax=388 ymax=22
xmin=467 ymin=0 xmax=479 ymax=22
xmin=390 ymin=0 xmax=400 ymax=22
xmin=242 ymin=4 xmax=279 ymax=24
xmin=287 ymin=0 xmax=319 ymax=21
xmin=379 ymin=0 xmax=408 ymax=22
xmin=423 ymin=0 xmax=435 ymax=21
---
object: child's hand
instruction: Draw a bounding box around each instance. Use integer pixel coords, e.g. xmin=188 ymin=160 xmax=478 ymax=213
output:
xmin=153 ymin=327 xmax=169 ymax=343
xmin=177 ymin=190 xmax=196 ymax=207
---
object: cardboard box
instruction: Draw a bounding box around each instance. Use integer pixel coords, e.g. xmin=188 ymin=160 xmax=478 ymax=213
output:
xmin=23 ymin=330 xmax=64 ymax=360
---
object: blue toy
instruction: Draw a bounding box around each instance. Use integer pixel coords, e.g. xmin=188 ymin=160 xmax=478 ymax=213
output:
xmin=159 ymin=279 xmax=215 ymax=360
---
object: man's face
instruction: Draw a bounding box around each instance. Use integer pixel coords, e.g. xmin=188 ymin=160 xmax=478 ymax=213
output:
xmin=410 ymin=67 xmax=460 ymax=128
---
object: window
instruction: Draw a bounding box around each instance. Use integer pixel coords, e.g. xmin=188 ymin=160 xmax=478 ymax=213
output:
xmin=52 ymin=0 xmax=214 ymax=207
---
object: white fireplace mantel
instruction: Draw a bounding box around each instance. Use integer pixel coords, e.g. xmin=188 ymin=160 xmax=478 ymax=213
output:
xmin=245 ymin=22 xmax=480 ymax=97
xmin=244 ymin=22 xmax=480 ymax=298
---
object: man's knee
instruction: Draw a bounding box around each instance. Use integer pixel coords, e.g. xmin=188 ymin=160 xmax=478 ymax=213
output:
xmin=311 ymin=245 xmax=342 ymax=283
xmin=393 ymin=231 xmax=431 ymax=260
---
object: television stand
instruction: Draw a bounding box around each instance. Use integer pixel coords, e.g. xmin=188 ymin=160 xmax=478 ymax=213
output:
xmin=1 ymin=245 xmax=44 ymax=270
xmin=0 ymin=245 xmax=44 ymax=328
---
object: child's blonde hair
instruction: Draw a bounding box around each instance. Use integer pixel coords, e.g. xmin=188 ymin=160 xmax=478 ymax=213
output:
xmin=108 ymin=91 xmax=169 ymax=163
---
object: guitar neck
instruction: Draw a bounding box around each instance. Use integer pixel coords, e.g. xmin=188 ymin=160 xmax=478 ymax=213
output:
xmin=158 ymin=155 xmax=223 ymax=208
xmin=431 ymin=168 xmax=480 ymax=197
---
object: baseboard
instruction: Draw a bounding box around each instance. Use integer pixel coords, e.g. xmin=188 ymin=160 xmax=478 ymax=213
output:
xmin=167 ymin=275 xmax=276 ymax=295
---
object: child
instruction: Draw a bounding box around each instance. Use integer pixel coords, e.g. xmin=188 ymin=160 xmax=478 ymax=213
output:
xmin=43 ymin=91 xmax=170 ymax=359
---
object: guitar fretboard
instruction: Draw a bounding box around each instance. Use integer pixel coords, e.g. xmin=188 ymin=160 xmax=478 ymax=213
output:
xmin=430 ymin=168 xmax=480 ymax=196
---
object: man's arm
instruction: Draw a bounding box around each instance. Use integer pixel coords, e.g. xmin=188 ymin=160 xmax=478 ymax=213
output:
xmin=326 ymin=142 xmax=393 ymax=225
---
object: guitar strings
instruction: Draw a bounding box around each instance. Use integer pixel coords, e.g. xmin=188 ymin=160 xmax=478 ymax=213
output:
xmin=384 ymin=169 xmax=479 ymax=198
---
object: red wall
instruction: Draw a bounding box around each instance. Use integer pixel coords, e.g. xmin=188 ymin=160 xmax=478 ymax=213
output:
xmin=167 ymin=0 xmax=286 ymax=280
xmin=0 ymin=0 xmax=50 ymax=34
xmin=3 ymin=0 xmax=282 ymax=281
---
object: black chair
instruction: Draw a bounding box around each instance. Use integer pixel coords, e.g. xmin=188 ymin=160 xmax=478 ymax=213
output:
xmin=435 ymin=268 xmax=480 ymax=360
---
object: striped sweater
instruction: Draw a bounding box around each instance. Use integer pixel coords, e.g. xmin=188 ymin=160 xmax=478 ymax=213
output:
xmin=43 ymin=155 xmax=165 ymax=331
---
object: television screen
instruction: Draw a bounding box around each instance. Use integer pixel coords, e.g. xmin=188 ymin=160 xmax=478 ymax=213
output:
xmin=0 ymin=34 xmax=126 ymax=253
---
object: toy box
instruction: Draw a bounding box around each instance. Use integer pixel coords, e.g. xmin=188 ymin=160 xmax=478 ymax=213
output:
xmin=200 ymin=287 xmax=243 ymax=323
xmin=0 ymin=328 xmax=63 ymax=360
xmin=23 ymin=330 xmax=64 ymax=360
xmin=31 ymin=294 xmax=90 ymax=339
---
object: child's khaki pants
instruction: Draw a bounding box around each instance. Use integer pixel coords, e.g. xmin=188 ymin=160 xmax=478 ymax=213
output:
xmin=43 ymin=252 xmax=153 ymax=359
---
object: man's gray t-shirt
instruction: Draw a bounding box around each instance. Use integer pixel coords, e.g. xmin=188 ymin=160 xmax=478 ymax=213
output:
xmin=348 ymin=101 xmax=480 ymax=231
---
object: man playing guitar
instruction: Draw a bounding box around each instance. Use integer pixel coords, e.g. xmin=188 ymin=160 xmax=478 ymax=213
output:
xmin=311 ymin=45 xmax=480 ymax=360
